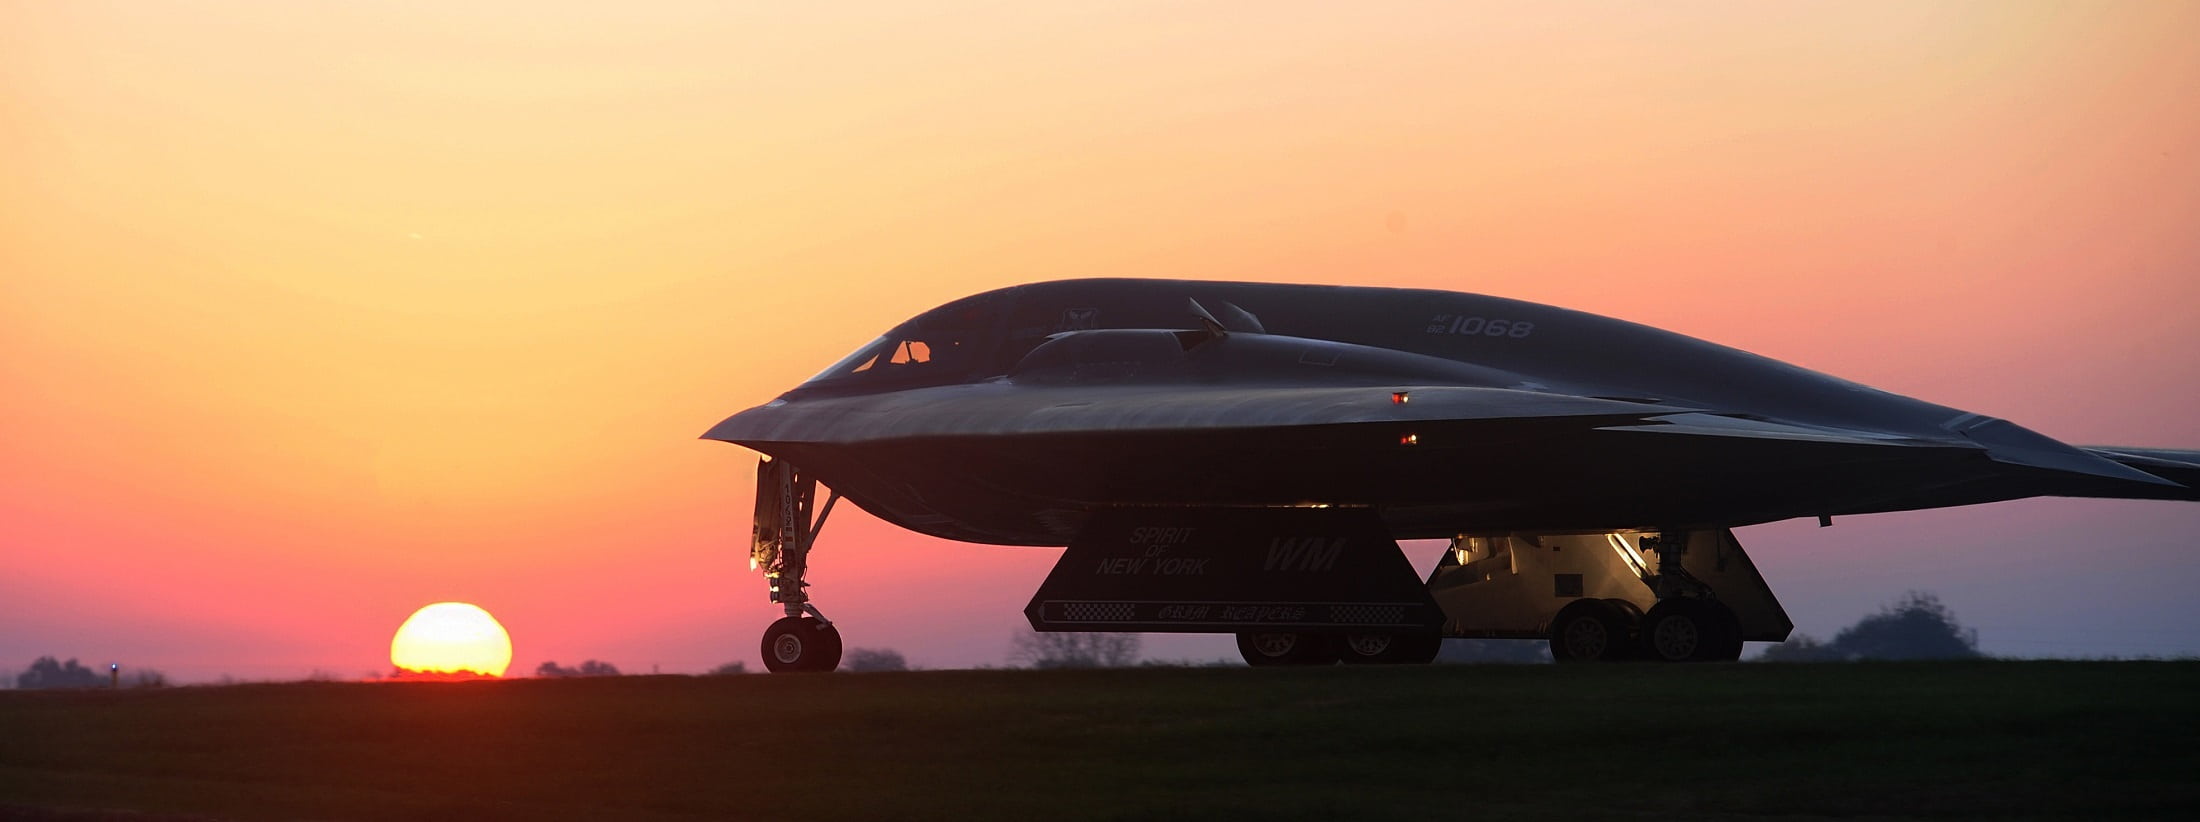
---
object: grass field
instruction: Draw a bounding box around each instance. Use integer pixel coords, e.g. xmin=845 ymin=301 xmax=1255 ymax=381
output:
xmin=3 ymin=661 xmax=2196 ymax=821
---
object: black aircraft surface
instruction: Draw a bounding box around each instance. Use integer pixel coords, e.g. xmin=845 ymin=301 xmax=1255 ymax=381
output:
xmin=705 ymin=278 xmax=2198 ymax=671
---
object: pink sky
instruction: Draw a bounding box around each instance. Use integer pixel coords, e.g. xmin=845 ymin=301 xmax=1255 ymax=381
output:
xmin=4 ymin=2 xmax=2197 ymax=679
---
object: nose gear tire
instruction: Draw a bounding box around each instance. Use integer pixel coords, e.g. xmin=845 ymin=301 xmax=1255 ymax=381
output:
xmin=762 ymin=616 xmax=843 ymax=673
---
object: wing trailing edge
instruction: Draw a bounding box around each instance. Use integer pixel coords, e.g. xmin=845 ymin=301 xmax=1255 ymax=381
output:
xmin=2082 ymin=447 xmax=2200 ymax=500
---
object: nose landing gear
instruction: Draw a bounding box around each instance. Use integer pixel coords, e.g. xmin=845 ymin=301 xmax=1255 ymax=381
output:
xmin=752 ymin=457 xmax=843 ymax=673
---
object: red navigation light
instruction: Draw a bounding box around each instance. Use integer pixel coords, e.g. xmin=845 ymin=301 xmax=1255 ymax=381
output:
xmin=1399 ymin=433 xmax=1419 ymax=446
xmin=1391 ymin=391 xmax=1409 ymax=404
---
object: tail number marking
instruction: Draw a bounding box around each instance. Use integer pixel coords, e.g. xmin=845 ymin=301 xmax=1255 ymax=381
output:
xmin=1425 ymin=315 xmax=1535 ymax=338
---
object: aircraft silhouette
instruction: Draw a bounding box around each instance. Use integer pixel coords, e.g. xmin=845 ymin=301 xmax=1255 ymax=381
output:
xmin=706 ymin=279 xmax=2197 ymax=671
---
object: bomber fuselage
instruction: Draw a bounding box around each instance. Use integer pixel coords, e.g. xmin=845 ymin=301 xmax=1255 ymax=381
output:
xmin=705 ymin=279 xmax=2186 ymax=545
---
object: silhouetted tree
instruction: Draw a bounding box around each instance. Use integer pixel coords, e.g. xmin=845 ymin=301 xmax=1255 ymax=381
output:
xmin=706 ymin=661 xmax=748 ymax=676
xmin=128 ymin=668 xmax=170 ymax=688
xmin=1008 ymin=630 xmax=1140 ymax=669
xmin=1433 ymin=639 xmax=1551 ymax=664
xmin=1759 ymin=591 xmax=1981 ymax=662
xmin=18 ymin=657 xmax=103 ymax=689
xmin=535 ymin=659 xmax=622 ymax=677
xmin=1828 ymin=591 xmax=1981 ymax=660
xmin=842 ymin=648 xmax=908 ymax=672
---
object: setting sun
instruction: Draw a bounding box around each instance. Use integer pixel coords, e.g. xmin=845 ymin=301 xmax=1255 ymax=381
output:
xmin=390 ymin=602 xmax=513 ymax=677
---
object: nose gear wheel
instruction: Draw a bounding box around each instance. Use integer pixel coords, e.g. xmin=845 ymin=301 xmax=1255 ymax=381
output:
xmin=762 ymin=615 xmax=843 ymax=673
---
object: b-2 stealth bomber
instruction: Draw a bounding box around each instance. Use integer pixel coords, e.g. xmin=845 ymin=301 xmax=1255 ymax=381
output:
xmin=705 ymin=279 xmax=2198 ymax=671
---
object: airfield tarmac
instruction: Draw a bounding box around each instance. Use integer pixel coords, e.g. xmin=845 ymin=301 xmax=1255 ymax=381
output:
xmin=2 ymin=661 xmax=2194 ymax=821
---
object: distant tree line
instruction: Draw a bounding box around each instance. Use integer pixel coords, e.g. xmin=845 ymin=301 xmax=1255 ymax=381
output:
xmin=535 ymin=660 xmax=622 ymax=677
xmin=1761 ymin=591 xmax=1981 ymax=662
xmin=5 ymin=591 xmax=1983 ymax=688
xmin=14 ymin=657 xmax=167 ymax=689
xmin=17 ymin=657 xmax=102 ymax=688
xmin=842 ymin=647 xmax=910 ymax=672
xmin=1008 ymin=630 xmax=1141 ymax=668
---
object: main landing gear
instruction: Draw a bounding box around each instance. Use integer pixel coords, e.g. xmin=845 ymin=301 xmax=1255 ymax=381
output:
xmin=752 ymin=458 xmax=843 ymax=673
xmin=1639 ymin=598 xmax=1741 ymax=662
xmin=1235 ymin=632 xmax=1442 ymax=666
xmin=1548 ymin=598 xmax=1641 ymax=662
xmin=1547 ymin=532 xmax=1742 ymax=663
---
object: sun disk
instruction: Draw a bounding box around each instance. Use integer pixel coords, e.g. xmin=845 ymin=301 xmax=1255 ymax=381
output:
xmin=391 ymin=602 xmax=513 ymax=677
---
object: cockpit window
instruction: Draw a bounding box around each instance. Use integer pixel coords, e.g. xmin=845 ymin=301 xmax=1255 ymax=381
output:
xmin=805 ymin=336 xmax=890 ymax=383
xmin=889 ymin=340 xmax=932 ymax=365
xmin=802 ymin=334 xmax=968 ymax=386
xmin=796 ymin=291 xmax=1008 ymax=390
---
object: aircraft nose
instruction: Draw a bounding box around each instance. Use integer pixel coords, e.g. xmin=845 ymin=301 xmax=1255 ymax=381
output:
xmin=701 ymin=400 xmax=787 ymax=443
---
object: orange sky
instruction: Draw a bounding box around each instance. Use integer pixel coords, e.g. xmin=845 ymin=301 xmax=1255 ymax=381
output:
xmin=5 ymin=1 xmax=2198 ymax=678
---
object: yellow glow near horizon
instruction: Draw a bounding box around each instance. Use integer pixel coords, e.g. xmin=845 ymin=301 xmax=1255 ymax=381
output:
xmin=390 ymin=602 xmax=513 ymax=677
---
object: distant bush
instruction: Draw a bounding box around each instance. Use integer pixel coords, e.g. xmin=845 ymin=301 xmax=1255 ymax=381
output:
xmin=1761 ymin=591 xmax=1982 ymax=662
xmin=536 ymin=660 xmax=622 ymax=677
xmin=705 ymin=661 xmax=748 ymax=676
xmin=1834 ymin=591 xmax=1982 ymax=660
xmin=1008 ymin=631 xmax=1140 ymax=669
xmin=17 ymin=657 xmax=104 ymax=689
xmin=842 ymin=648 xmax=909 ymax=672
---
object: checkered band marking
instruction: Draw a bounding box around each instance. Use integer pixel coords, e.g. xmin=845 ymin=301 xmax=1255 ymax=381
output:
xmin=1327 ymin=604 xmax=1408 ymax=625
xmin=1058 ymin=602 xmax=1137 ymax=622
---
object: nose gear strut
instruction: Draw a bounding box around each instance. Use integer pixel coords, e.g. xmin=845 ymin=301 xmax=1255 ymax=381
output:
xmin=752 ymin=457 xmax=842 ymax=672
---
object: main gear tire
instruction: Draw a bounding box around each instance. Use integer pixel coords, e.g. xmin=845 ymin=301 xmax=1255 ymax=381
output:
xmin=1639 ymin=599 xmax=1740 ymax=663
xmin=1602 ymin=598 xmax=1645 ymax=660
xmin=762 ymin=616 xmax=843 ymax=673
xmin=1707 ymin=605 xmax=1745 ymax=661
xmin=1236 ymin=632 xmax=1339 ymax=667
xmin=1549 ymin=599 xmax=1634 ymax=662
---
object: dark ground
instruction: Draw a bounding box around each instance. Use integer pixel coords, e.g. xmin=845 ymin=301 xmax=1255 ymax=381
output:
xmin=3 ymin=661 xmax=2195 ymax=821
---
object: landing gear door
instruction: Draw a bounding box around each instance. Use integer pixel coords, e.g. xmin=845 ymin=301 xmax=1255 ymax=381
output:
xmin=1024 ymin=508 xmax=1443 ymax=634
xmin=751 ymin=457 xmax=809 ymax=581
xmin=1674 ymin=529 xmax=1794 ymax=642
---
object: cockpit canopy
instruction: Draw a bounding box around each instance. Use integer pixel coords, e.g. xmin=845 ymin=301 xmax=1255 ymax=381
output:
xmin=804 ymin=336 xmax=959 ymax=382
xmin=794 ymin=290 xmax=1033 ymax=393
